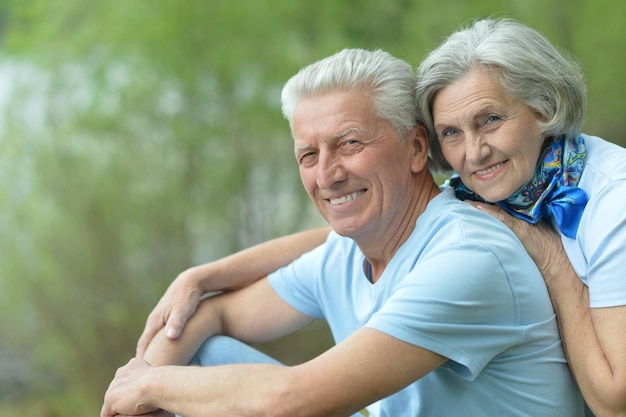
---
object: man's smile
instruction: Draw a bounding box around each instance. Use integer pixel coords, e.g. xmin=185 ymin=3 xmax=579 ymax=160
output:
xmin=328 ymin=190 xmax=366 ymax=205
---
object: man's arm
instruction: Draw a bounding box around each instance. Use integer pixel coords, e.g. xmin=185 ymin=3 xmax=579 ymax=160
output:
xmin=105 ymin=277 xmax=315 ymax=416
xmin=136 ymin=227 xmax=331 ymax=356
xmin=141 ymin=278 xmax=316 ymax=367
xmin=103 ymin=278 xmax=447 ymax=417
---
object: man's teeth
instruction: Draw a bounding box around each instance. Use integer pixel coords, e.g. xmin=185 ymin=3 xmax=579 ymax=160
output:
xmin=330 ymin=191 xmax=364 ymax=205
xmin=475 ymin=162 xmax=503 ymax=175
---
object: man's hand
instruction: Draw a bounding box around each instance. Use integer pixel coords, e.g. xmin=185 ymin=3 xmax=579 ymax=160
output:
xmin=116 ymin=410 xmax=174 ymax=417
xmin=135 ymin=229 xmax=332 ymax=357
xmin=101 ymin=358 xmax=160 ymax=417
xmin=136 ymin=268 xmax=205 ymax=357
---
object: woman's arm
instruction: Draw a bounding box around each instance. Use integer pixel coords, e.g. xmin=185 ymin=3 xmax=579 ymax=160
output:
xmin=136 ymin=227 xmax=331 ymax=356
xmin=533 ymin=236 xmax=626 ymax=417
xmin=472 ymin=202 xmax=626 ymax=416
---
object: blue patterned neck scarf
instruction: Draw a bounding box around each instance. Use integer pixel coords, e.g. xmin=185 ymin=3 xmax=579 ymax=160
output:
xmin=451 ymin=135 xmax=588 ymax=238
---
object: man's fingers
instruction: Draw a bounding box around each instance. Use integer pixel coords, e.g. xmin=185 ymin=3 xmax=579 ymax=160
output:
xmin=100 ymin=402 xmax=113 ymax=417
xmin=136 ymin=331 xmax=154 ymax=357
xmin=136 ymin=312 xmax=167 ymax=357
xmin=136 ymin=285 xmax=203 ymax=356
xmin=117 ymin=410 xmax=175 ymax=417
xmin=137 ymin=305 xmax=193 ymax=357
xmin=165 ymin=315 xmax=183 ymax=339
xmin=164 ymin=302 xmax=199 ymax=340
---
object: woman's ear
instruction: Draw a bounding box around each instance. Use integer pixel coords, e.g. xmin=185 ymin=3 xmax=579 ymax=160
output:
xmin=410 ymin=124 xmax=430 ymax=173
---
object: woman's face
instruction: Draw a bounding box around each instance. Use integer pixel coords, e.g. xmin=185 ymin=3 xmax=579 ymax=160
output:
xmin=433 ymin=68 xmax=546 ymax=202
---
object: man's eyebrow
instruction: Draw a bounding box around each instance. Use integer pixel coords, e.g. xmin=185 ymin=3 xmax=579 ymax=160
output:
xmin=294 ymin=127 xmax=359 ymax=152
xmin=333 ymin=127 xmax=359 ymax=139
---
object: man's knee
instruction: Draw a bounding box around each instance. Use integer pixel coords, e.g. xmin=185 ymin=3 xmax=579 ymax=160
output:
xmin=189 ymin=335 xmax=282 ymax=367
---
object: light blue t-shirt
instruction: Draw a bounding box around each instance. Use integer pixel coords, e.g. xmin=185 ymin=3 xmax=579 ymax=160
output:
xmin=269 ymin=187 xmax=583 ymax=417
xmin=561 ymin=134 xmax=626 ymax=308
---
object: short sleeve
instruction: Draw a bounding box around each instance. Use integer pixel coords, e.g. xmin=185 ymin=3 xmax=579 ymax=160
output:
xmin=268 ymin=243 xmax=326 ymax=319
xmin=581 ymin=179 xmax=626 ymax=307
xmin=365 ymin=240 xmax=527 ymax=381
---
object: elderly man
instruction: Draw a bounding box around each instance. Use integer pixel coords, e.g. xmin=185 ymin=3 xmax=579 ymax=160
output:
xmin=102 ymin=49 xmax=583 ymax=417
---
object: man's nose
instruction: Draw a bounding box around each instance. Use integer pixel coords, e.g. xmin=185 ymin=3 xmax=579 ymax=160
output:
xmin=316 ymin=152 xmax=346 ymax=189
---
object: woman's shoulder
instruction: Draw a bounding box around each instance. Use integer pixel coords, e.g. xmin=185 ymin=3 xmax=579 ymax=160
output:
xmin=579 ymin=134 xmax=626 ymax=194
xmin=582 ymin=134 xmax=626 ymax=172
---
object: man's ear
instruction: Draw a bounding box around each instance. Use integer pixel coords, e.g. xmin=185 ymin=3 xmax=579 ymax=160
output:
xmin=410 ymin=124 xmax=429 ymax=173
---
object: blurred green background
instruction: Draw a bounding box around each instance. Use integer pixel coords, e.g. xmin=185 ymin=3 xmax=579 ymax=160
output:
xmin=0 ymin=0 xmax=624 ymax=415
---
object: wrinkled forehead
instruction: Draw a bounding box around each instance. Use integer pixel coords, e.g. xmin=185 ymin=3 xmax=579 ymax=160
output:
xmin=292 ymin=89 xmax=376 ymax=137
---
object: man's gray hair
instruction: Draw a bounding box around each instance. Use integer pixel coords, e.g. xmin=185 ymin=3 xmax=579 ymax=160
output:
xmin=416 ymin=18 xmax=587 ymax=172
xmin=281 ymin=48 xmax=419 ymax=140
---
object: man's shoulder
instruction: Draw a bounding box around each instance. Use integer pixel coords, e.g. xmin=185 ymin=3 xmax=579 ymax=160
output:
xmin=413 ymin=188 xmax=531 ymax=267
xmin=421 ymin=187 xmax=512 ymax=238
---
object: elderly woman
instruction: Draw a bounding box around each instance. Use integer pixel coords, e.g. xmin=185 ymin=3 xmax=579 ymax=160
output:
xmin=414 ymin=18 xmax=626 ymax=417
xmin=136 ymin=19 xmax=625 ymax=417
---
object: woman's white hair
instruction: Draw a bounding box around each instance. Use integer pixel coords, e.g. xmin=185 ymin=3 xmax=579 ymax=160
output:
xmin=416 ymin=18 xmax=587 ymax=172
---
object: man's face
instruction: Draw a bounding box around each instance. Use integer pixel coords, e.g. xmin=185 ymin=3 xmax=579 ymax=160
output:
xmin=292 ymin=88 xmax=419 ymax=242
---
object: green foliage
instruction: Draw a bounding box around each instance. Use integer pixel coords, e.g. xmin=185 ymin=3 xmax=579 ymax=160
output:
xmin=0 ymin=0 xmax=624 ymax=414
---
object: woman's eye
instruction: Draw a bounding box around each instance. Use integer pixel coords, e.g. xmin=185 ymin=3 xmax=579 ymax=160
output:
xmin=485 ymin=115 xmax=501 ymax=124
xmin=440 ymin=128 xmax=457 ymax=138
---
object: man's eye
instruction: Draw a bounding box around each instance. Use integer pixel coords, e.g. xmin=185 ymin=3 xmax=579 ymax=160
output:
xmin=298 ymin=152 xmax=316 ymax=164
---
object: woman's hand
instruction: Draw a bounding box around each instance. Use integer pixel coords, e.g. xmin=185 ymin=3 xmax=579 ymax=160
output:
xmin=469 ymin=202 xmax=565 ymax=273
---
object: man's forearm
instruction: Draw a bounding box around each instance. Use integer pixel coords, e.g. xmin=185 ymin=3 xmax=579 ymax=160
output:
xmin=143 ymin=362 xmax=297 ymax=417
xmin=144 ymin=297 xmax=223 ymax=366
xmin=199 ymin=227 xmax=331 ymax=292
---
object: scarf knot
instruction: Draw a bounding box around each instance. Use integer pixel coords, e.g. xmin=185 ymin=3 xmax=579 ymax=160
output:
xmin=451 ymin=135 xmax=588 ymax=238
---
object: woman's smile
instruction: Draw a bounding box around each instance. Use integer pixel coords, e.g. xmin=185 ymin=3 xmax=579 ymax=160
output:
xmin=434 ymin=68 xmax=545 ymax=202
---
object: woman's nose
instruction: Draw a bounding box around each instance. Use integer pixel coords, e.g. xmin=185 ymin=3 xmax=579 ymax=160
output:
xmin=465 ymin=134 xmax=490 ymax=163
